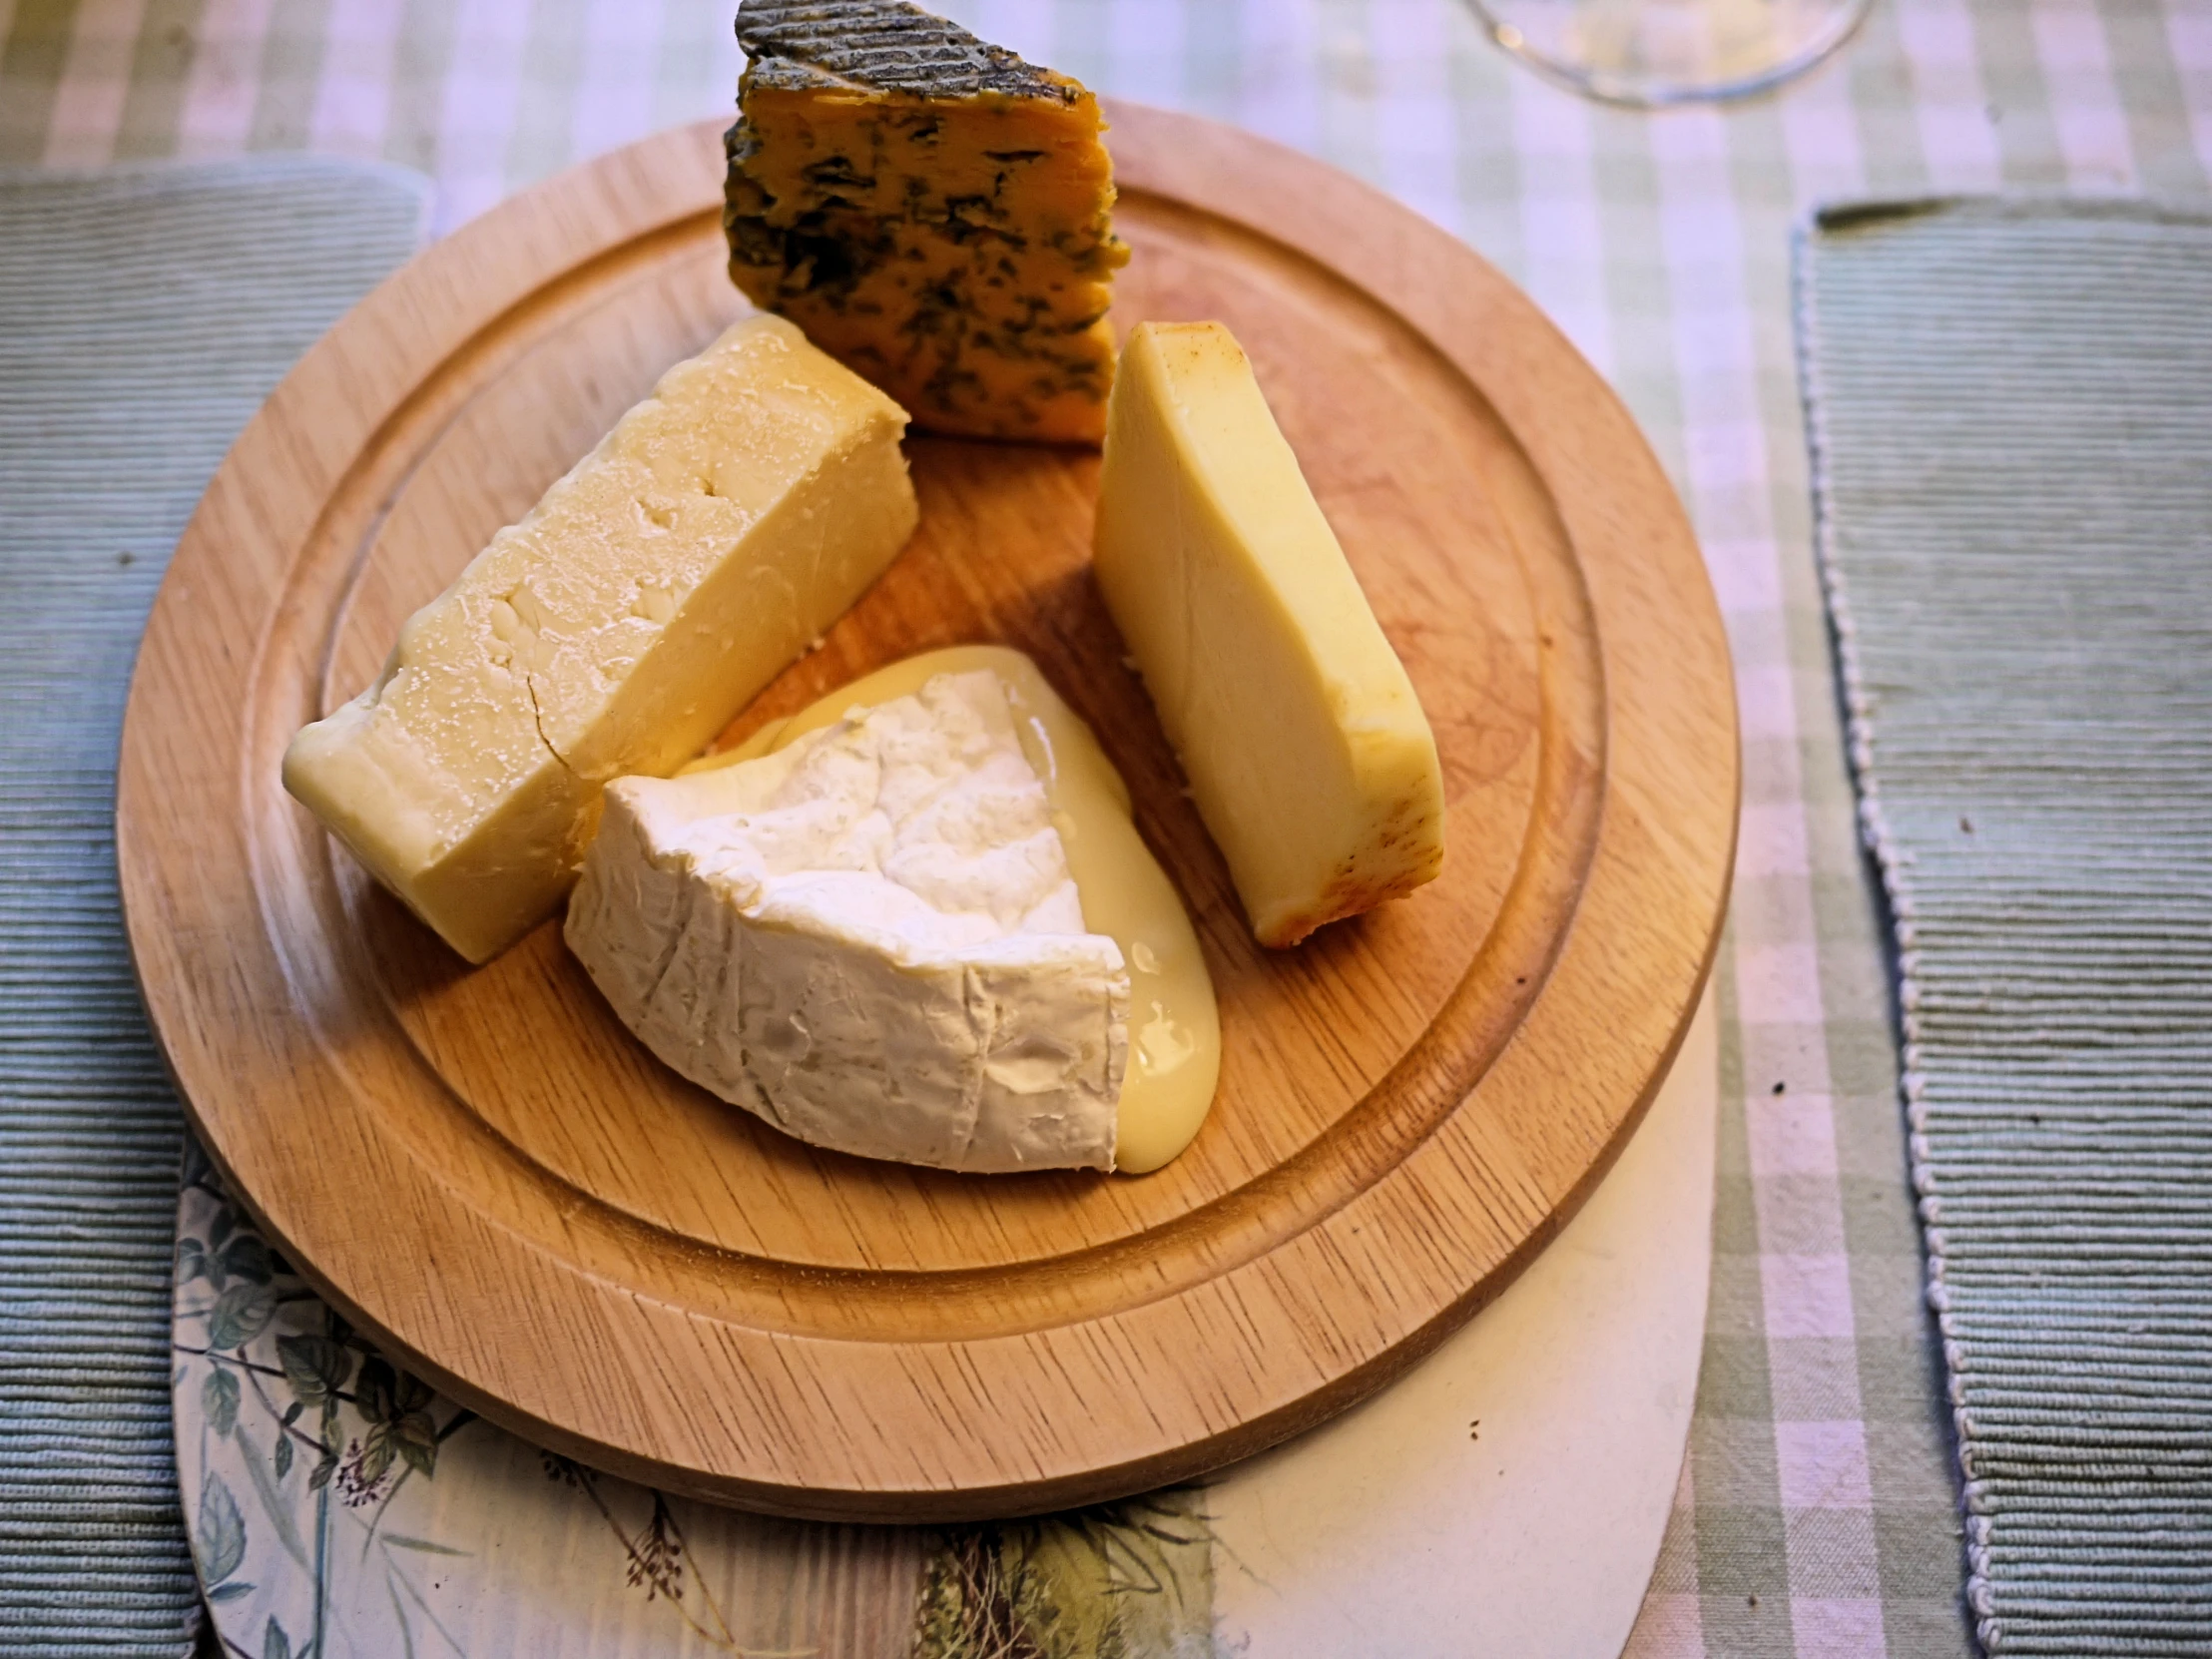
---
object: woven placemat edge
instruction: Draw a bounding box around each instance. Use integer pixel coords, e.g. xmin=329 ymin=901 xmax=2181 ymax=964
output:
xmin=1791 ymin=188 xmax=2212 ymax=1658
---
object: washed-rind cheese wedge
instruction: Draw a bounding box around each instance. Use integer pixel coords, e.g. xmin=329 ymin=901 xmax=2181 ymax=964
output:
xmin=724 ymin=0 xmax=1127 ymax=444
xmin=282 ymin=313 xmax=917 ymax=965
xmin=567 ymin=650 xmax=1220 ymax=1175
xmin=1093 ymin=320 xmax=1446 ymax=947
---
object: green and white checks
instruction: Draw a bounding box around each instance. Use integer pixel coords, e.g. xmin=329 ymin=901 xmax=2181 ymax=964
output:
xmin=6 ymin=1 xmax=2211 ymax=1653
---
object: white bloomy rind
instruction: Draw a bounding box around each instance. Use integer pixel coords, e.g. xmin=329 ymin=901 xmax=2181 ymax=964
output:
xmin=565 ymin=670 xmax=1129 ymax=1173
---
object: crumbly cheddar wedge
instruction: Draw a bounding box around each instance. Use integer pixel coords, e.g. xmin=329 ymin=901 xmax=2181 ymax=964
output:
xmin=723 ymin=0 xmax=1127 ymax=444
xmin=282 ymin=313 xmax=917 ymax=963
xmin=1093 ymin=321 xmax=1445 ymax=947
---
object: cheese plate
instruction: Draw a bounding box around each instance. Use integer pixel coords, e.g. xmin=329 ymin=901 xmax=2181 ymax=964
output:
xmin=118 ymin=107 xmax=1737 ymax=1522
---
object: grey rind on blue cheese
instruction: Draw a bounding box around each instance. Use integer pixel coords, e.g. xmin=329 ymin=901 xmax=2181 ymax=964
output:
xmin=733 ymin=0 xmax=1074 ymax=101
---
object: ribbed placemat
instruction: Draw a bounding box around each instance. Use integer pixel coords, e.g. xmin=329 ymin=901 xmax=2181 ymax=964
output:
xmin=0 ymin=159 xmax=426 ymax=1655
xmin=1798 ymin=197 xmax=2212 ymax=1656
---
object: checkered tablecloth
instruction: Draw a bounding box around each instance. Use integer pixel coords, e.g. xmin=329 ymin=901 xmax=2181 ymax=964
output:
xmin=8 ymin=2 xmax=2209 ymax=1653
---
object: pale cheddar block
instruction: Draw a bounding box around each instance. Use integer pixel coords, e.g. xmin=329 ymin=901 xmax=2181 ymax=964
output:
xmin=1092 ymin=320 xmax=1444 ymax=947
xmin=282 ymin=313 xmax=918 ymax=963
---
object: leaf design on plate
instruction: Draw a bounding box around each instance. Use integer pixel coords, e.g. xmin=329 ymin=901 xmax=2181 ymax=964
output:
xmin=175 ymin=1237 xmax=206 ymax=1286
xmin=220 ymin=1234 xmax=275 ymax=1286
xmin=276 ymin=1334 xmax=352 ymax=1407
xmin=263 ymin=1617 xmax=291 ymax=1659
xmin=395 ymin=1368 xmax=434 ymax=1415
xmin=392 ymin=1410 xmax=439 ymax=1477
xmin=208 ymin=1283 xmax=276 ymax=1351
xmin=274 ymin=1434 xmax=292 ymax=1480
xmin=358 ymin=1424 xmax=394 ymax=1486
xmin=355 ymin=1356 xmax=396 ymax=1424
xmin=381 ymin=1534 xmax=470 ymax=1557
xmin=198 ymin=1472 xmax=247 ymax=1587
xmin=203 ymin=1366 xmax=240 ymax=1437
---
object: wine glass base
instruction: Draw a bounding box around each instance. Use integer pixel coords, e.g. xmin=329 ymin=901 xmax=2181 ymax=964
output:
xmin=1464 ymin=0 xmax=1874 ymax=107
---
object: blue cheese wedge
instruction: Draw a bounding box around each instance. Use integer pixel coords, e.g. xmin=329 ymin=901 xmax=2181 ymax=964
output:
xmin=567 ymin=667 xmax=1139 ymax=1173
xmin=281 ymin=313 xmax=917 ymax=964
xmin=723 ymin=0 xmax=1127 ymax=444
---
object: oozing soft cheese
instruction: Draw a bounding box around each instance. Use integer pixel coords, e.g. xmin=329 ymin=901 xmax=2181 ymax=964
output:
xmin=1094 ymin=320 xmax=1446 ymax=947
xmin=699 ymin=646 xmax=1221 ymax=1173
xmin=567 ymin=662 xmax=1209 ymax=1174
xmin=723 ymin=0 xmax=1126 ymax=444
xmin=282 ymin=313 xmax=917 ymax=964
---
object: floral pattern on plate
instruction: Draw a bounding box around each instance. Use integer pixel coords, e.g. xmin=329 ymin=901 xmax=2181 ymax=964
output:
xmin=171 ymin=1140 xmax=1216 ymax=1659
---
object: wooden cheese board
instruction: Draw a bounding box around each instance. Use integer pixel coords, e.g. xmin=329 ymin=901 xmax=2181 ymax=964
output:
xmin=118 ymin=106 xmax=1737 ymax=1523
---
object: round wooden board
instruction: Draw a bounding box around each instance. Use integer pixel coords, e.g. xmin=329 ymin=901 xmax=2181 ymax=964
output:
xmin=118 ymin=108 xmax=1737 ymax=1523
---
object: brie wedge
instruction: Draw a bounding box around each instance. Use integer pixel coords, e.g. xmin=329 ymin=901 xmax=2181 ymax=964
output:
xmin=694 ymin=646 xmax=1222 ymax=1173
xmin=568 ymin=651 xmax=1219 ymax=1174
xmin=1093 ymin=320 xmax=1445 ymax=947
xmin=282 ymin=313 xmax=917 ymax=964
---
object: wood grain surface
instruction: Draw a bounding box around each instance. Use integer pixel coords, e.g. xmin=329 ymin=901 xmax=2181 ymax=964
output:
xmin=117 ymin=107 xmax=1738 ymax=1522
